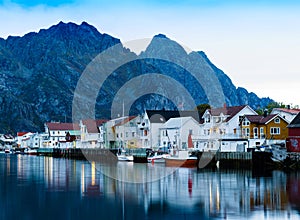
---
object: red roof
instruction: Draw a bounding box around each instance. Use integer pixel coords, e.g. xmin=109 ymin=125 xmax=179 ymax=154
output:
xmin=273 ymin=108 xmax=300 ymax=115
xmin=17 ymin=132 xmax=29 ymax=137
xmin=46 ymin=122 xmax=80 ymax=131
xmin=209 ymin=105 xmax=247 ymax=122
xmin=82 ymin=119 xmax=99 ymax=133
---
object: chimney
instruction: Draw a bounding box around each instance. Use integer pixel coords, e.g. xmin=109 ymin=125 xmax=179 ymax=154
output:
xmin=263 ymin=109 xmax=268 ymax=117
xmin=223 ymin=103 xmax=227 ymax=109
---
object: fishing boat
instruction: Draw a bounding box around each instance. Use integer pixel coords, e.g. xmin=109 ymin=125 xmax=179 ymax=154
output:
xmin=147 ymin=152 xmax=171 ymax=163
xmin=270 ymin=144 xmax=287 ymax=162
xmin=165 ymin=150 xmax=197 ymax=168
xmin=117 ymin=149 xmax=133 ymax=161
xmin=24 ymin=148 xmax=38 ymax=155
xmin=5 ymin=148 xmax=13 ymax=154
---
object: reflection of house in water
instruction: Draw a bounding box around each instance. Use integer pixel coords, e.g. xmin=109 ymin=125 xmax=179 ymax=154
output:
xmin=80 ymin=162 xmax=102 ymax=197
xmin=103 ymin=167 xmax=292 ymax=219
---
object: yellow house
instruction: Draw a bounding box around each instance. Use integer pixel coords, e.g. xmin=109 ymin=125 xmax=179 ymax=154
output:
xmin=240 ymin=114 xmax=289 ymax=140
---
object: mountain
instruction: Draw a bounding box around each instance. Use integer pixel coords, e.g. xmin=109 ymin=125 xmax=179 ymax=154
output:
xmin=0 ymin=21 xmax=273 ymax=133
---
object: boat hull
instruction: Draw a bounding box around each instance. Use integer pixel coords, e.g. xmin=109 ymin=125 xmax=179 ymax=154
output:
xmin=165 ymin=157 xmax=197 ymax=168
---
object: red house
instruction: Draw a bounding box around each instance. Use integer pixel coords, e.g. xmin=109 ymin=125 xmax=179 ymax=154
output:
xmin=286 ymin=113 xmax=300 ymax=152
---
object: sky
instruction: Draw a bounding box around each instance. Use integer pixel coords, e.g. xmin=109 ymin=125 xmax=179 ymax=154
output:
xmin=0 ymin=0 xmax=300 ymax=107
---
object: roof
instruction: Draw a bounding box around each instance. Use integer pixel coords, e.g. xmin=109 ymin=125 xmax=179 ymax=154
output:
xmin=113 ymin=116 xmax=137 ymax=128
xmin=272 ymin=108 xmax=300 ymax=115
xmin=146 ymin=110 xmax=202 ymax=123
xmin=81 ymin=119 xmax=107 ymax=133
xmin=17 ymin=132 xmax=29 ymax=137
xmin=162 ymin=117 xmax=197 ymax=128
xmin=46 ymin=122 xmax=80 ymax=131
xmin=82 ymin=119 xmax=99 ymax=133
xmin=288 ymin=112 xmax=300 ymax=128
xmin=244 ymin=114 xmax=288 ymax=125
xmin=208 ymin=105 xmax=248 ymax=122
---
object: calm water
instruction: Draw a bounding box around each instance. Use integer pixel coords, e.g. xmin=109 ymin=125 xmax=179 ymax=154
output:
xmin=1 ymin=154 xmax=300 ymax=220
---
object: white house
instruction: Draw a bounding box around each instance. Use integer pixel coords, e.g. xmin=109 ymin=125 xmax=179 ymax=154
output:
xmin=30 ymin=133 xmax=49 ymax=148
xmin=80 ymin=119 xmax=107 ymax=148
xmin=139 ymin=110 xmax=202 ymax=149
xmin=16 ymin=132 xmax=34 ymax=148
xmin=113 ymin=116 xmax=141 ymax=149
xmin=195 ymin=105 xmax=257 ymax=152
xmin=271 ymin=108 xmax=300 ymax=123
xmin=45 ymin=122 xmax=80 ymax=148
xmin=159 ymin=116 xmax=200 ymax=151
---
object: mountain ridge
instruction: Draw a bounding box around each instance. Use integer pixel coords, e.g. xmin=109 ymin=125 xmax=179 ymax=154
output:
xmin=0 ymin=21 xmax=273 ymax=133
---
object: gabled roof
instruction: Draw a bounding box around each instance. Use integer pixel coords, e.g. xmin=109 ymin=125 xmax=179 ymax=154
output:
xmin=113 ymin=116 xmax=137 ymax=128
xmin=46 ymin=122 xmax=80 ymax=131
xmin=207 ymin=105 xmax=254 ymax=122
xmin=17 ymin=132 xmax=29 ymax=137
xmin=244 ymin=114 xmax=289 ymax=125
xmin=288 ymin=112 xmax=300 ymax=128
xmin=162 ymin=117 xmax=198 ymax=128
xmin=81 ymin=119 xmax=99 ymax=133
xmin=272 ymin=108 xmax=300 ymax=115
xmin=146 ymin=110 xmax=202 ymax=123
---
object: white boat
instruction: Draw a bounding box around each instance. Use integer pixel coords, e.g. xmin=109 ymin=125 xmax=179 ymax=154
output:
xmin=117 ymin=149 xmax=133 ymax=161
xmin=147 ymin=152 xmax=171 ymax=163
xmin=24 ymin=148 xmax=38 ymax=155
xmin=5 ymin=148 xmax=13 ymax=154
xmin=271 ymin=144 xmax=287 ymax=162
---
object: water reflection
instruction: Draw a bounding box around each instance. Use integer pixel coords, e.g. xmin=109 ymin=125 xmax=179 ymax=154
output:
xmin=1 ymin=154 xmax=300 ymax=219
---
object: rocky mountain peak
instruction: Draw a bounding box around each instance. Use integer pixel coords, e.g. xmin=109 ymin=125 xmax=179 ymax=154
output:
xmin=0 ymin=21 xmax=273 ymax=133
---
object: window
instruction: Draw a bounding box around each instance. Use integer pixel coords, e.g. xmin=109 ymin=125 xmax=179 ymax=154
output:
xmin=242 ymin=128 xmax=250 ymax=137
xmin=253 ymin=127 xmax=258 ymax=138
xmin=205 ymin=116 xmax=210 ymax=123
xmin=270 ymin=127 xmax=280 ymax=135
xmin=274 ymin=118 xmax=280 ymax=124
xmin=242 ymin=119 xmax=250 ymax=126
xmin=116 ymin=133 xmax=119 ymax=138
xmin=132 ymin=132 xmax=135 ymax=137
xmin=260 ymin=127 xmax=265 ymax=138
xmin=126 ymin=132 xmax=128 ymax=138
xmin=189 ymin=129 xmax=193 ymax=135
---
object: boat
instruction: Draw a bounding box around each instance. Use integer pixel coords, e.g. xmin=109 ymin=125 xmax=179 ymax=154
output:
xmin=117 ymin=149 xmax=133 ymax=161
xmin=5 ymin=148 xmax=13 ymax=154
xmin=165 ymin=150 xmax=197 ymax=168
xmin=270 ymin=144 xmax=287 ymax=162
xmin=147 ymin=152 xmax=171 ymax=163
xmin=24 ymin=148 xmax=38 ymax=155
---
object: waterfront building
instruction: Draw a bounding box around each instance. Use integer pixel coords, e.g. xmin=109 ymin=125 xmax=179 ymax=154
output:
xmin=0 ymin=134 xmax=16 ymax=148
xmin=16 ymin=132 xmax=34 ymax=148
xmin=240 ymin=114 xmax=289 ymax=147
xmin=140 ymin=110 xmax=202 ymax=149
xmin=286 ymin=112 xmax=300 ymax=152
xmin=194 ymin=105 xmax=257 ymax=152
xmin=271 ymin=107 xmax=300 ymax=123
xmin=44 ymin=122 xmax=80 ymax=148
xmin=79 ymin=119 xmax=107 ymax=148
xmin=113 ymin=116 xmax=141 ymax=149
xmin=159 ymin=116 xmax=200 ymax=150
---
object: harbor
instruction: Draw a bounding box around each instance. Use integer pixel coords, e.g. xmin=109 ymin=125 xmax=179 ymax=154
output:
xmin=1 ymin=153 xmax=300 ymax=220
